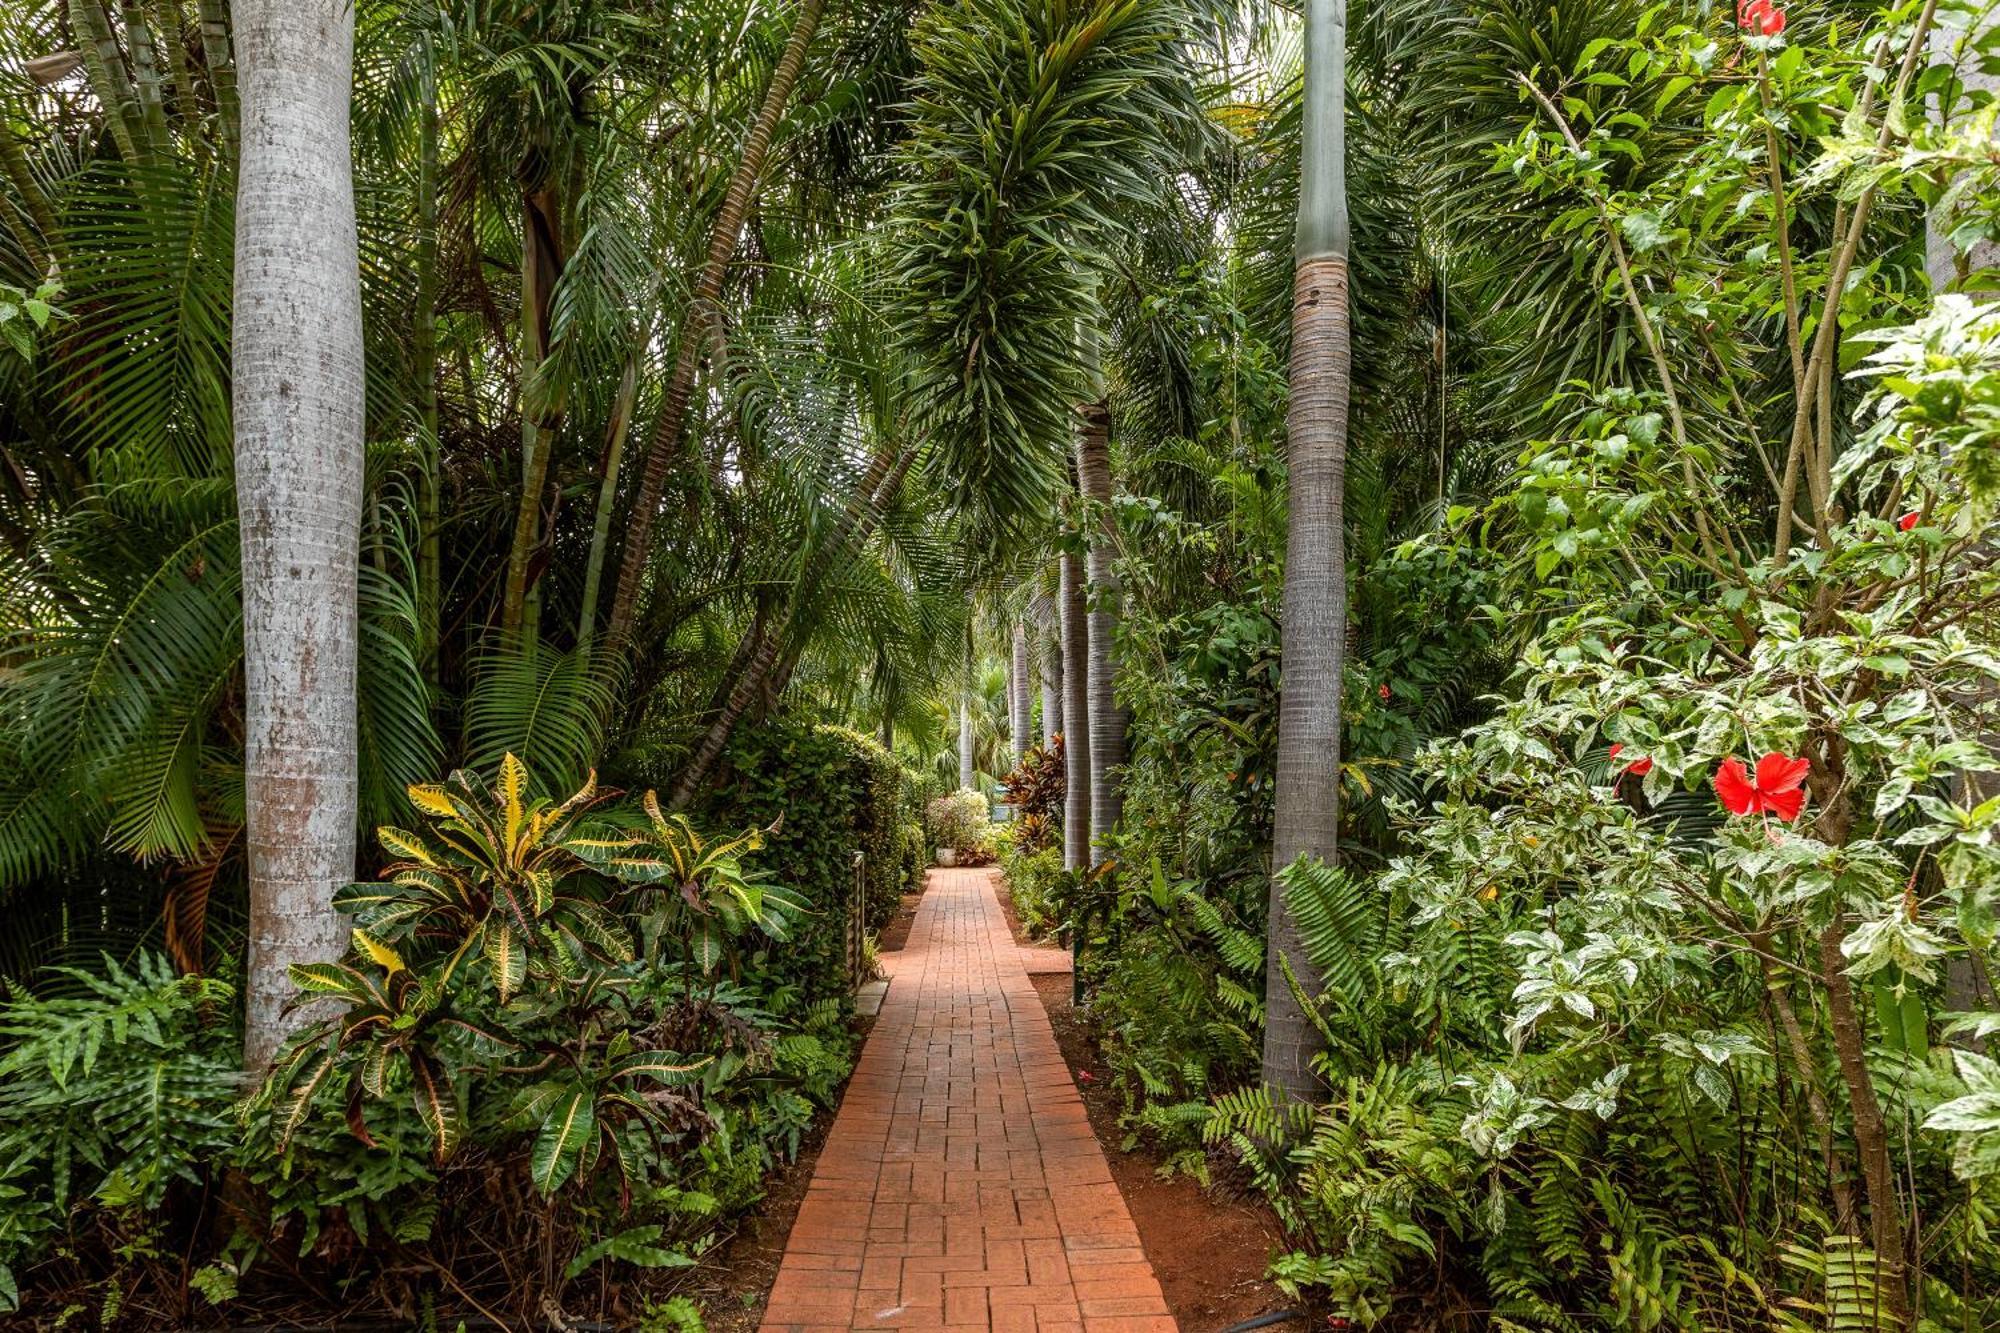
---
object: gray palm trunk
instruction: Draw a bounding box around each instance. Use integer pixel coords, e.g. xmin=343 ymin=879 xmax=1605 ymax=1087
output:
xmin=959 ymin=697 xmax=976 ymax=792
xmin=232 ymin=0 xmax=364 ymax=1070
xmin=1060 ymin=549 xmax=1092 ymax=872
xmin=1074 ymin=390 xmax=1125 ymax=859
xmin=1038 ymin=585 xmax=1061 ymax=749
xmin=1011 ymin=621 xmax=1031 ymax=762
xmin=1264 ymin=0 xmax=1350 ymax=1105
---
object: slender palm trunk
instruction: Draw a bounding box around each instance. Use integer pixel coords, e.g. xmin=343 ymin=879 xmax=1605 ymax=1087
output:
xmin=0 ymin=123 xmax=56 ymax=270
xmin=1074 ymin=383 xmax=1124 ymax=858
xmin=501 ymin=184 xmax=565 ymax=637
xmin=1060 ymin=549 xmax=1091 ymax=872
xmin=232 ymin=0 xmax=363 ymax=1070
xmin=1264 ymin=0 xmax=1351 ymax=1105
xmin=607 ymin=0 xmax=824 ymax=644
xmin=119 ymin=1 xmax=173 ymax=157
xmin=148 ymin=0 xmax=201 ymax=148
xmin=196 ymin=0 xmax=238 ymax=154
xmin=413 ymin=48 xmax=441 ymax=682
xmin=959 ymin=698 xmax=976 ymax=792
xmin=1038 ymin=584 xmax=1060 ymax=749
xmin=72 ymin=0 xmax=145 ymax=164
xmin=1010 ymin=620 xmax=1031 ymax=763
xmin=577 ymin=346 xmax=641 ymax=646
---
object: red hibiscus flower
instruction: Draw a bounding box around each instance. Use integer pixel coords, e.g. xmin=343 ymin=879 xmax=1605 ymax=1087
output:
xmin=1378 ymin=683 xmax=1391 ymax=700
xmin=1714 ymin=753 xmax=1809 ymax=821
xmin=1738 ymin=0 xmax=1785 ymax=34
xmin=1898 ymin=511 xmax=1920 ymax=531
xmin=1608 ymin=743 xmax=1654 ymax=777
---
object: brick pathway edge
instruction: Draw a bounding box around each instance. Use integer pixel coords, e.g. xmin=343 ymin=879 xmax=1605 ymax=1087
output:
xmin=757 ymin=868 xmax=1176 ymax=1332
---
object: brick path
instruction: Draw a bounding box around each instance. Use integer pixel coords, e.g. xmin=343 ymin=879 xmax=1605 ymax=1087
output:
xmin=759 ymin=868 xmax=1175 ymax=1332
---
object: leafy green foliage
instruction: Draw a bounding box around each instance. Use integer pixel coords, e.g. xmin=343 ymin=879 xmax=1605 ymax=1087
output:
xmin=218 ymin=753 xmax=854 ymax=1318
xmin=0 ymin=954 xmax=237 ymax=1313
xmin=688 ymin=722 xmax=909 ymax=998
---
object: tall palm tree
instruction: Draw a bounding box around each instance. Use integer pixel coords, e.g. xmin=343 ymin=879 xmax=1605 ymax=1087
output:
xmin=1264 ymin=0 xmax=1349 ymax=1104
xmin=232 ymin=0 xmax=365 ymax=1068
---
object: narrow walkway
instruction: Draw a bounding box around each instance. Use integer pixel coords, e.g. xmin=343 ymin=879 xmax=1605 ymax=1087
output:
xmin=759 ymin=868 xmax=1175 ymax=1332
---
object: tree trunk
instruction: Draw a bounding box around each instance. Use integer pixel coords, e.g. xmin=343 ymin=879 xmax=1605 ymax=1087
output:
xmin=578 ymin=346 xmax=640 ymax=646
xmin=232 ymin=0 xmax=363 ymax=1070
xmin=1264 ymin=0 xmax=1351 ymax=1106
xmin=196 ymin=0 xmax=238 ymax=155
xmin=1060 ymin=549 xmax=1092 ymax=872
xmin=0 ymin=121 xmax=56 ymax=271
xmin=500 ymin=183 xmax=565 ymax=637
xmin=1074 ymin=391 xmax=1125 ymax=859
xmin=413 ymin=44 xmax=441 ymax=682
xmin=72 ymin=0 xmax=145 ymax=164
xmin=607 ymin=0 xmax=824 ymax=644
xmin=119 ymin=1 xmax=173 ymax=158
xmin=1820 ymin=917 xmax=1912 ymax=1324
xmin=1010 ymin=620 xmax=1031 ymax=764
xmin=1038 ymin=585 xmax=1061 ymax=749
xmin=958 ymin=697 xmax=975 ymax=791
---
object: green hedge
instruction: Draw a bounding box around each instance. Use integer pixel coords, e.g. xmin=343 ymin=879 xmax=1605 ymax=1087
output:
xmin=700 ymin=721 xmax=904 ymax=1000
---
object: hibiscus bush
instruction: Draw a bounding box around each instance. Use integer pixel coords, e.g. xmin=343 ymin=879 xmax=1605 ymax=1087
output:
xmin=1198 ymin=1 xmax=2000 ymax=1326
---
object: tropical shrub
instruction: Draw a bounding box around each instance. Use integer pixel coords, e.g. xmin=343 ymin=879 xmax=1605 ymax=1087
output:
xmin=896 ymin=819 xmax=928 ymax=897
xmin=0 ymin=954 xmax=238 ymax=1318
xmin=1000 ymin=735 xmax=1065 ymax=836
xmin=704 ymin=721 xmax=904 ymax=995
xmin=926 ymin=788 xmax=992 ymax=863
xmin=225 ymin=757 xmax=838 ymax=1314
xmin=998 ymin=837 xmax=1065 ymax=938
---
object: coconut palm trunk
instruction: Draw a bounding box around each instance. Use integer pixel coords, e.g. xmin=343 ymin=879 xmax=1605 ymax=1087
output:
xmin=1263 ymin=0 xmax=1351 ymax=1105
xmin=232 ymin=0 xmax=364 ymax=1070
xmin=1060 ymin=548 xmax=1091 ymax=872
xmin=1074 ymin=362 xmax=1125 ymax=858
xmin=607 ymin=0 xmax=824 ymax=644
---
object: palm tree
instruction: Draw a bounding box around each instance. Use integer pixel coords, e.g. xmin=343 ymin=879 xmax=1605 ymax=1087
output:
xmin=232 ymin=0 xmax=366 ymax=1068
xmin=1264 ymin=0 xmax=1350 ymax=1104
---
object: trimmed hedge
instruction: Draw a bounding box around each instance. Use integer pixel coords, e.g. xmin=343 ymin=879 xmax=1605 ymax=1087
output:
xmin=700 ymin=721 xmax=904 ymax=1000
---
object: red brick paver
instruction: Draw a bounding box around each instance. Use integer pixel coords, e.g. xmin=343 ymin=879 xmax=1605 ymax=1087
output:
xmin=760 ymin=868 xmax=1174 ymax=1332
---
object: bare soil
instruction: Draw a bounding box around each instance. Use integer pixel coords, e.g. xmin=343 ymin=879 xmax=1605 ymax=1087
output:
xmin=993 ymin=878 xmax=1291 ymax=1333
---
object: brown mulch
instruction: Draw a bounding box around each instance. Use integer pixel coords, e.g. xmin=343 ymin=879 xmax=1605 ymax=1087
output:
xmin=993 ymin=874 xmax=1292 ymax=1333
